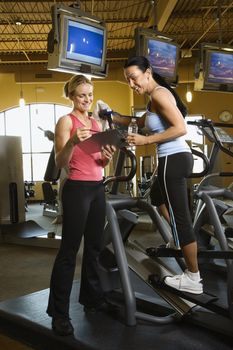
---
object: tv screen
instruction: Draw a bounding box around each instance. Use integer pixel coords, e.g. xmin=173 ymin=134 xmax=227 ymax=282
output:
xmin=65 ymin=18 xmax=105 ymax=68
xmin=205 ymin=50 xmax=233 ymax=85
xmin=146 ymin=38 xmax=179 ymax=81
xmin=134 ymin=28 xmax=179 ymax=84
xmin=47 ymin=4 xmax=108 ymax=77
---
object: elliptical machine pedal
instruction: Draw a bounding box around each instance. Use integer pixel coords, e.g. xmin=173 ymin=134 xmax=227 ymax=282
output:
xmin=148 ymin=273 xmax=220 ymax=310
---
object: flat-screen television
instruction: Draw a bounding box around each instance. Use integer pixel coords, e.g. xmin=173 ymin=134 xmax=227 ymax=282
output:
xmin=204 ymin=50 xmax=233 ymax=91
xmin=194 ymin=43 xmax=233 ymax=93
xmin=47 ymin=4 xmax=108 ymax=78
xmin=135 ymin=28 xmax=180 ymax=84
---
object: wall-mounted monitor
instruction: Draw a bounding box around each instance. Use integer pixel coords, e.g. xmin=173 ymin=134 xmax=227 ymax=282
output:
xmin=194 ymin=43 xmax=233 ymax=93
xmin=47 ymin=4 xmax=108 ymax=78
xmin=204 ymin=50 xmax=233 ymax=91
xmin=135 ymin=28 xmax=180 ymax=85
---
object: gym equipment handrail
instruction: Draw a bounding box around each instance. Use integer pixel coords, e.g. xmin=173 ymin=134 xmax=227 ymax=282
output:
xmin=187 ymin=119 xmax=233 ymax=158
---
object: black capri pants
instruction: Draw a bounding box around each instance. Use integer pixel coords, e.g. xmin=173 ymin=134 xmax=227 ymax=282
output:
xmin=150 ymin=152 xmax=195 ymax=248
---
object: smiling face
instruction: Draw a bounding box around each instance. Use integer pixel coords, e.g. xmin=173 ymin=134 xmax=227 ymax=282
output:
xmin=72 ymin=83 xmax=94 ymax=113
xmin=124 ymin=65 xmax=151 ymax=95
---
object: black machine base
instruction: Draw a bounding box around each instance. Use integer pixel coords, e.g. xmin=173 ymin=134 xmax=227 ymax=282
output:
xmin=0 ymin=279 xmax=233 ymax=350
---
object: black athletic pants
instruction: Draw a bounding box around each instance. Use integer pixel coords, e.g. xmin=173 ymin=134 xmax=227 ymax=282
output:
xmin=150 ymin=152 xmax=195 ymax=247
xmin=47 ymin=179 xmax=106 ymax=319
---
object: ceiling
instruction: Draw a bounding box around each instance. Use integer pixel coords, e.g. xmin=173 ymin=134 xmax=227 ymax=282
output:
xmin=0 ymin=0 xmax=233 ymax=72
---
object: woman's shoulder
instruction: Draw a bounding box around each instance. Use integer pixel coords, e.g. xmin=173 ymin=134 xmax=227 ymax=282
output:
xmin=152 ymin=86 xmax=176 ymax=104
xmin=153 ymin=85 xmax=170 ymax=96
xmin=56 ymin=114 xmax=73 ymax=128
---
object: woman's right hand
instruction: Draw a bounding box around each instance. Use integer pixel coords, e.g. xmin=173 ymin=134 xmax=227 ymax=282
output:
xmin=72 ymin=127 xmax=92 ymax=144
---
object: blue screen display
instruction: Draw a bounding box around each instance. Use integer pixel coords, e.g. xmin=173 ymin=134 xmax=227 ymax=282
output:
xmin=207 ymin=51 xmax=233 ymax=85
xmin=66 ymin=20 xmax=104 ymax=66
xmin=147 ymin=39 xmax=177 ymax=78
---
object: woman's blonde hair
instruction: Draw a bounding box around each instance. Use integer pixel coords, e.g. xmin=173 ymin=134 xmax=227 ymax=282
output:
xmin=64 ymin=75 xmax=93 ymax=99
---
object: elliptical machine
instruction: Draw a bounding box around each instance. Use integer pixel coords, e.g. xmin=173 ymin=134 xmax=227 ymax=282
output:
xmin=188 ymin=119 xmax=233 ymax=250
xmin=98 ymin=112 xmax=233 ymax=336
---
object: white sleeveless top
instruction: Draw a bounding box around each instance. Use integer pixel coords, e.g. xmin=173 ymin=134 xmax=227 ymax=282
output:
xmin=145 ymin=86 xmax=190 ymax=158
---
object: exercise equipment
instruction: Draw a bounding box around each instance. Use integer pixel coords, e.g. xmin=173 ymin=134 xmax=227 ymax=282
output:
xmin=0 ymin=136 xmax=47 ymax=241
xmin=188 ymin=119 xmax=233 ymax=250
xmin=98 ymin=113 xmax=233 ymax=337
xmin=0 ymin=136 xmax=25 ymax=225
xmin=38 ymin=126 xmax=61 ymax=217
xmin=41 ymin=182 xmax=59 ymax=218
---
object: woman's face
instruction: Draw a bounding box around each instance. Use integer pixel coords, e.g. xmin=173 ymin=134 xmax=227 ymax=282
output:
xmin=124 ymin=65 xmax=150 ymax=95
xmin=72 ymin=83 xmax=94 ymax=112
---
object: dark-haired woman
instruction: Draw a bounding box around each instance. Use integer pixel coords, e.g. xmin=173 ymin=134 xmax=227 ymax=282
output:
xmin=124 ymin=56 xmax=203 ymax=295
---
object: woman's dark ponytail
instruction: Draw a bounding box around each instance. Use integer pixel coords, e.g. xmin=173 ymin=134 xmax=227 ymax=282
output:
xmin=152 ymin=71 xmax=187 ymax=118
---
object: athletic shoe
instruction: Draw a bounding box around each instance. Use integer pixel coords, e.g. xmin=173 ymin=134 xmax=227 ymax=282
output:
xmin=52 ymin=318 xmax=74 ymax=336
xmin=84 ymin=301 xmax=117 ymax=314
xmin=164 ymin=271 xmax=203 ymax=294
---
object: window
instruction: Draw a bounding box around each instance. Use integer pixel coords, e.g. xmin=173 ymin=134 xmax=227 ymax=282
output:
xmin=185 ymin=115 xmax=206 ymax=173
xmin=0 ymin=112 xmax=5 ymax=135
xmin=185 ymin=115 xmax=204 ymax=145
xmin=5 ymin=106 xmax=31 ymax=152
xmin=1 ymin=103 xmax=72 ymax=181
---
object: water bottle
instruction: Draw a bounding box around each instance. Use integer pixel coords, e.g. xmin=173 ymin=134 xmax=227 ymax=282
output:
xmin=128 ymin=118 xmax=138 ymax=134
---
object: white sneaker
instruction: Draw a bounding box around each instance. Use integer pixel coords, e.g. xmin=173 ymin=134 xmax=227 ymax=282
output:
xmin=164 ymin=271 xmax=203 ymax=295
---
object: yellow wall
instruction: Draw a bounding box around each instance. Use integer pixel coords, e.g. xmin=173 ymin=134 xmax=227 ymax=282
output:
xmin=0 ymin=67 xmax=132 ymax=115
xmin=0 ymin=62 xmax=233 ymax=196
xmin=1 ymin=63 xmax=232 ymax=121
xmin=0 ymin=66 xmax=133 ymax=201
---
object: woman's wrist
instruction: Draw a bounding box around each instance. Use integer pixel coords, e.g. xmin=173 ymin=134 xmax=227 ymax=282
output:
xmin=101 ymin=156 xmax=111 ymax=167
xmin=102 ymin=154 xmax=112 ymax=163
xmin=69 ymin=135 xmax=79 ymax=146
xmin=145 ymin=135 xmax=151 ymax=145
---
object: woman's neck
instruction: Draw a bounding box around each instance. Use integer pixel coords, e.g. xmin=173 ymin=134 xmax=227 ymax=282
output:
xmin=72 ymin=109 xmax=89 ymax=119
xmin=148 ymin=82 xmax=159 ymax=96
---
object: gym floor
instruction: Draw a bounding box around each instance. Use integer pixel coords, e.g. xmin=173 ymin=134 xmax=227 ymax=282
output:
xmin=0 ymin=203 xmax=232 ymax=350
xmin=0 ymin=203 xmax=155 ymax=350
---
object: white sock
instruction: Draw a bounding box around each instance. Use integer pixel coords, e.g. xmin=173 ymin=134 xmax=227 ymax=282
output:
xmin=186 ymin=270 xmax=200 ymax=281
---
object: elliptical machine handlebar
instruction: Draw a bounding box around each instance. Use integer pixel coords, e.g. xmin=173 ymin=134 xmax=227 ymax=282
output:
xmin=187 ymin=119 xmax=233 ymax=158
xmin=103 ymin=147 xmax=137 ymax=186
xmin=99 ymin=109 xmax=137 ymax=187
xmin=189 ymin=148 xmax=210 ymax=178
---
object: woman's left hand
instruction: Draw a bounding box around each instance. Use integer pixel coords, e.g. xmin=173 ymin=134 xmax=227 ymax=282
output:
xmin=101 ymin=144 xmax=116 ymax=161
xmin=127 ymin=133 xmax=148 ymax=146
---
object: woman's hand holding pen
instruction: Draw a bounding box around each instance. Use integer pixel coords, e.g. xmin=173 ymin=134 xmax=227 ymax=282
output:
xmin=72 ymin=127 xmax=92 ymax=144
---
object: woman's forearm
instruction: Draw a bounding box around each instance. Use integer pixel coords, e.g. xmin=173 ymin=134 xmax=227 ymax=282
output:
xmin=55 ymin=138 xmax=75 ymax=169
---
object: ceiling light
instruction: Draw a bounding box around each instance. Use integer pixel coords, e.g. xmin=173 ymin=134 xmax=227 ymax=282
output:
xmin=223 ymin=47 xmax=233 ymax=52
xmin=19 ymin=72 xmax=25 ymax=107
xmin=15 ymin=20 xmax=22 ymax=26
xmin=19 ymin=92 xmax=25 ymax=107
xmin=186 ymin=85 xmax=192 ymax=103
xmin=19 ymin=98 xmax=25 ymax=107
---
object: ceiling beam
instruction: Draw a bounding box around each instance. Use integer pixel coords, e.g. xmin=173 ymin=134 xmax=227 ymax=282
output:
xmin=147 ymin=0 xmax=178 ymax=30
xmin=0 ymin=0 xmax=133 ymax=2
